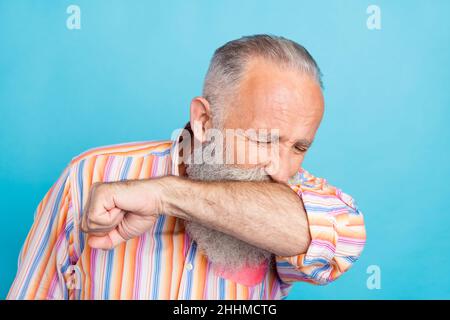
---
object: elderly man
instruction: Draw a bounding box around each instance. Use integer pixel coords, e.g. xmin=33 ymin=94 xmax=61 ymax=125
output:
xmin=8 ymin=34 xmax=366 ymax=300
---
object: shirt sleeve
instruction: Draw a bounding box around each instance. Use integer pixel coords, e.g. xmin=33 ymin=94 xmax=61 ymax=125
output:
xmin=7 ymin=164 xmax=76 ymax=300
xmin=275 ymin=169 xmax=366 ymax=285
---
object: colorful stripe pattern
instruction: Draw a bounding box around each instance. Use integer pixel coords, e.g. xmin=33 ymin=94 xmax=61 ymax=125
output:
xmin=7 ymin=133 xmax=366 ymax=300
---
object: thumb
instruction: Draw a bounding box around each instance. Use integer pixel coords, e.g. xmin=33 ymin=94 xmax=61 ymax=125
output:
xmin=88 ymin=228 xmax=126 ymax=250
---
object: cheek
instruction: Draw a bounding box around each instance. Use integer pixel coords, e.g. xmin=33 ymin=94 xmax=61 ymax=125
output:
xmin=223 ymin=134 xmax=255 ymax=166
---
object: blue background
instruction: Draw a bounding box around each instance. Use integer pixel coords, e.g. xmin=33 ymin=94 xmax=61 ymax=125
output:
xmin=1 ymin=0 xmax=449 ymax=299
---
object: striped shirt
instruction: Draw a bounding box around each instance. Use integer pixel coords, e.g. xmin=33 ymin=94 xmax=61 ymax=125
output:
xmin=7 ymin=128 xmax=366 ymax=300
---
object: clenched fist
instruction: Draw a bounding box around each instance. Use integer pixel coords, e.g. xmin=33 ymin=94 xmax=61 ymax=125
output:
xmin=81 ymin=178 xmax=167 ymax=250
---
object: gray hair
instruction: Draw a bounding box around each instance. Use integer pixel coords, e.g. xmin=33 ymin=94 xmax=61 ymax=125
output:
xmin=202 ymin=34 xmax=323 ymax=128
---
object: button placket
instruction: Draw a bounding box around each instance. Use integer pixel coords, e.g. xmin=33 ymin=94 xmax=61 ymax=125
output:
xmin=178 ymin=239 xmax=197 ymax=299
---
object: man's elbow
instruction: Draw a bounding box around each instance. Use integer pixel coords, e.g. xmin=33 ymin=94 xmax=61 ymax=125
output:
xmin=276 ymin=222 xmax=311 ymax=257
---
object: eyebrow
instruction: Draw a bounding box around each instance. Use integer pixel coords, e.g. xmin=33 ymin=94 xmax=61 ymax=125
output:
xmin=244 ymin=130 xmax=279 ymax=141
xmin=245 ymin=131 xmax=313 ymax=148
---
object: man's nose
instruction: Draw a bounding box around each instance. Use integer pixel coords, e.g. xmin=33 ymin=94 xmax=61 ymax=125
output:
xmin=267 ymin=166 xmax=292 ymax=184
xmin=265 ymin=147 xmax=296 ymax=184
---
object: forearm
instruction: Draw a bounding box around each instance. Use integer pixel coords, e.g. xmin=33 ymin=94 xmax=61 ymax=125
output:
xmin=158 ymin=175 xmax=311 ymax=256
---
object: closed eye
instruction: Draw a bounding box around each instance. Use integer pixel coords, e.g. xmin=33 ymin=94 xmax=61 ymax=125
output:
xmin=294 ymin=146 xmax=308 ymax=153
xmin=294 ymin=142 xmax=311 ymax=153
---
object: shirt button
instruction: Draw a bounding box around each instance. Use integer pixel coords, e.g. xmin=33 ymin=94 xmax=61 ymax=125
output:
xmin=185 ymin=263 xmax=193 ymax=271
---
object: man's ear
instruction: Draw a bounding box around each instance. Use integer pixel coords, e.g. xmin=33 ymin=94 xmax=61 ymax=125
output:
xmin=189 ymin=96 xmax=213 ymax=143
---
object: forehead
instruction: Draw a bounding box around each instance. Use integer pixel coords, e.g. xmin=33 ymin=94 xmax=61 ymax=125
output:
xmin=225 ymin=57 xmax=324 ymax=141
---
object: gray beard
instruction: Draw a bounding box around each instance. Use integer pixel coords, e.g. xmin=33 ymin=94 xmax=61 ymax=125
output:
xmin=184 ymin=154 xmax=273 ymax=272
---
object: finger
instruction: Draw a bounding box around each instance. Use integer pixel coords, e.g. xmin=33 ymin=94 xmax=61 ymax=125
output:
xmin=82 ymin=182 xmax=119 ymax=232
xmin=81 ymin=221 xmax=118 ymax=236
xmin=83 ymin=208 xmax=125 ymax=233
xmin=81 ymin=184 xmax=98 ymax=232
xmin=88 ymin=229 xmax=126 ymax=250
xmin=89 ymin=207 xmax=124 ymax=227
xmin=81 ymin=208 xmax=90 ymax=233
xmin=116 ymin=213 xmax=145 ymax=241
xmin=83 ymin=227 xmax=110 ymax=236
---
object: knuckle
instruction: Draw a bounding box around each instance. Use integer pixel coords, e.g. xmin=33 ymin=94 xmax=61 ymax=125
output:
xmin=91 ymin=181 xmax=102 ymax=188
xmin=87 ymin=215 xmax=97 ymax=225
xmin=80 ymin=220 xmax=87 ymax=233
xmin=90 ymin=181 xmax=105 ymax=193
